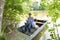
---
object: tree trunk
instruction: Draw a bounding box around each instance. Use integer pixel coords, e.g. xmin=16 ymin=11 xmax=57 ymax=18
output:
xmin=0 ymin=0 xmax=5 ymax=35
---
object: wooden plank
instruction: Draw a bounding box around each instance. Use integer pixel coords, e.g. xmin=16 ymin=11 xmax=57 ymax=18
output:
xmin=32 ymin=26 xmax=46 ymax=40
xmin=35 ymin=22 xmax=44 ymax=24
xmin=7 ymin=30 xmax=31 ymax=40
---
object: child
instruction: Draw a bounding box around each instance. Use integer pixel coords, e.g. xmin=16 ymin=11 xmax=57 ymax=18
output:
xmin=25 ymin=13 xmax=35 ymax=32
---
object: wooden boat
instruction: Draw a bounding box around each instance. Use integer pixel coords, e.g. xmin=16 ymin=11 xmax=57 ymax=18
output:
xmin=17 ymin=19 xmax=47 ymax=40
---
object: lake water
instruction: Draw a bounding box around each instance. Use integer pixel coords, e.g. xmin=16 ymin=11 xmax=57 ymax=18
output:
xmin=39 ymin=18 xmax=60 ymax=40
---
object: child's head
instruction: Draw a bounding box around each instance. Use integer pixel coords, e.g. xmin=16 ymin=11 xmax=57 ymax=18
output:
xmin=29 ymin=13 xmax=32 ymax=17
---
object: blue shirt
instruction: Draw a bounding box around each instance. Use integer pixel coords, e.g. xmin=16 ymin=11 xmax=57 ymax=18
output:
xmin=27 ymin=17 xmax=34 ymax=24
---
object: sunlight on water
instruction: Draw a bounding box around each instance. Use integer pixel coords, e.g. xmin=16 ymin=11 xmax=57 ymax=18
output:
xmin=39 ymin=17 xmax=60 ymax=40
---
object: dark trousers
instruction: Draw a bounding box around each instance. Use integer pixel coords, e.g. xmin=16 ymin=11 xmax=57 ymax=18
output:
xmin=24 ymin=23 xmax=34 ymax=32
